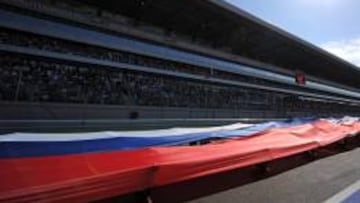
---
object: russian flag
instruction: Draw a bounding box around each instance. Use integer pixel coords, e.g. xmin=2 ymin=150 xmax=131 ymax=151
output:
xmin=0 ymin=117 xmax=359 ymax=202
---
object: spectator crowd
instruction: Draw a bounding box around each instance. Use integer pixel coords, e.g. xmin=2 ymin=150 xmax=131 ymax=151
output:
xmin=0 ymin=54 xmax=274 ymax=109
xmin=0 ymin=28 xmax=285 ymax=87
xmin=0 ymin=28 xmax=359 ymax=114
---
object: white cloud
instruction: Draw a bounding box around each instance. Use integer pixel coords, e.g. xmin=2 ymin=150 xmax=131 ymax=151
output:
xmin=321 ymin=37 xmax=360 ymax=67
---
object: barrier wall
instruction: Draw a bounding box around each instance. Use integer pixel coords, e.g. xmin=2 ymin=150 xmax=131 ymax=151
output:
xmin=0 ymin=102 xmax=351 ymax=133
xmin=0 ymin=102 xmax=288 ymax=120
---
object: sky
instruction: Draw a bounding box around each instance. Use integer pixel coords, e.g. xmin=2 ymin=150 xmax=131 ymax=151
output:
xmin=225 ymin=0 xmax=360 ymax=67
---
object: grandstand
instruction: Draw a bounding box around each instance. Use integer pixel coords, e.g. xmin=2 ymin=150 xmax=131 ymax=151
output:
xmin=0 ymin=0 xmax=359 ymax=132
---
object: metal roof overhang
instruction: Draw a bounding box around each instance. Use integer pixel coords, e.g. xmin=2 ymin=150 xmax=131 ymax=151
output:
xmin=76 ymin=0 xmax=360 ymax=89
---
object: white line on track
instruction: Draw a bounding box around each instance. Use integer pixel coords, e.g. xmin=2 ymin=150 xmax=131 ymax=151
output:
xmin=324 ymin=180 xmax=360 ymax=203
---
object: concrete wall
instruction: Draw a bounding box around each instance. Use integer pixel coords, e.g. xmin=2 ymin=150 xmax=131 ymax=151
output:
xmin=0 ymin=102 xmax=287 ymax=133
xmin=0 ymin=101 xmax=350 ymax=133
xmin=0 ymin=102 xmax=290 ymax=120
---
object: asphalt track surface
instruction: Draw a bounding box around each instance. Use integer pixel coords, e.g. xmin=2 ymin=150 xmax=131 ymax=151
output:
xmin=188 ymin=148 xmax=360 ymax=203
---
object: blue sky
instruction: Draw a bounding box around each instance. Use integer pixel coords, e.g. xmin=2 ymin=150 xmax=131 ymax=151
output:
xmin=225 ymin=0 xmax=360 ymax=67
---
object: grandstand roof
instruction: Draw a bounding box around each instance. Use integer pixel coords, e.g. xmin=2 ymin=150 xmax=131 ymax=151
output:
xmin=78 ymin=0 xmax=360 ymax=89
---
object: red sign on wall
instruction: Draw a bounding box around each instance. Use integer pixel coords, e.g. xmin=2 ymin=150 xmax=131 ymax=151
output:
xmin=296 ymin=73 xmax=306 ymax=85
